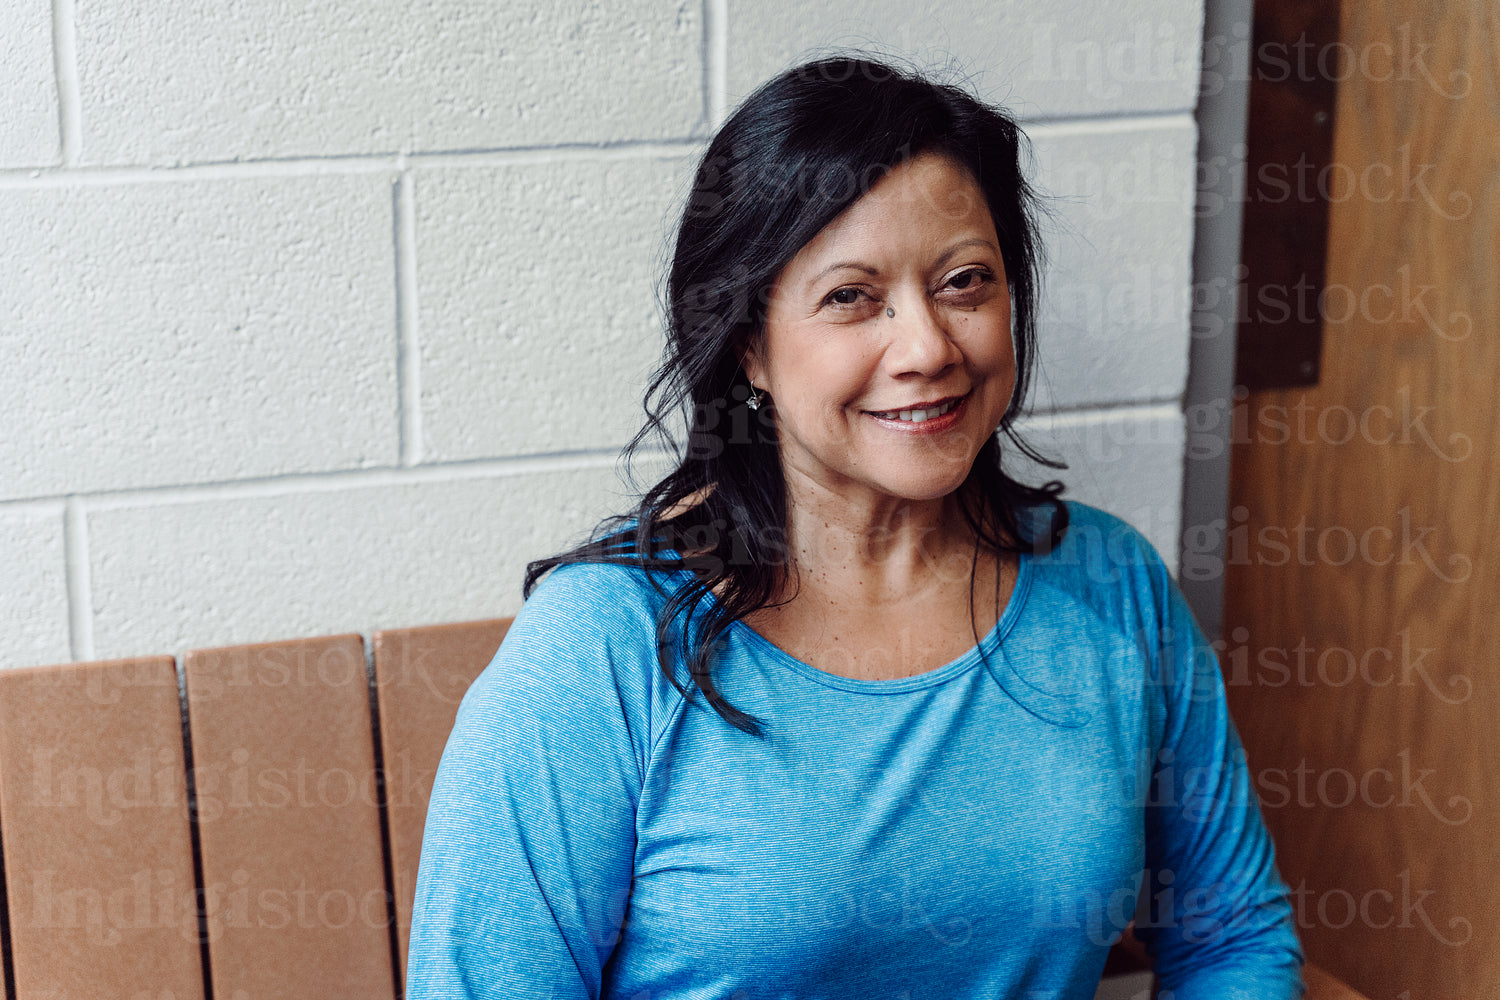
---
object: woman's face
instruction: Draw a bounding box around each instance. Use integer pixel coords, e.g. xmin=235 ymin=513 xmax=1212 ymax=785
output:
xmin=745 ymin=152 xmax=1015 ymax=508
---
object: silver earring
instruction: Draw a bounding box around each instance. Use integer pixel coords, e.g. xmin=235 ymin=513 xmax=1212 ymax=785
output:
xmin=747 ymin=384 xmax=761 ymax=410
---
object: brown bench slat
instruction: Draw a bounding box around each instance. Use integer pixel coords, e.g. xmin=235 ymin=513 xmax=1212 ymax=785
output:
xmin=373 ymin=617 xmax=511 ymax=980
xmin=185 ymin=635 xmax=394 ymax=1000
xmin=0 ymin=658 xmax=205 ymax=999
xmin=1305 ymin=963 xmax=1374 ymax=1000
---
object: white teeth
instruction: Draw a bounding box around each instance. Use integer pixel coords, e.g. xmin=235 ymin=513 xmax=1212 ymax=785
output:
xmin=873 ymin=399 xmax=959 ymax=422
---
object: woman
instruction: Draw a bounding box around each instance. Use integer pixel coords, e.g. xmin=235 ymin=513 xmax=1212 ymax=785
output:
xmin=407 ymin=57 xmax=1303 ymax=998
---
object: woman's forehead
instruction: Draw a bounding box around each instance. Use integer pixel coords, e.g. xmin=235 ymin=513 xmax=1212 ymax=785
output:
xmin=784 ymin=155 xmax=997 ymax=276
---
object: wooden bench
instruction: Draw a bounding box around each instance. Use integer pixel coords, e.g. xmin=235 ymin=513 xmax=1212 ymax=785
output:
xmin=0 ymin=619 xmax=1368 ymax=999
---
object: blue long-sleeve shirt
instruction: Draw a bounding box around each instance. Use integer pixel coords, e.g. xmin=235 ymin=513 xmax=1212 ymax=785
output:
xmin=406 ymin=501 xmax=1304 ymax=998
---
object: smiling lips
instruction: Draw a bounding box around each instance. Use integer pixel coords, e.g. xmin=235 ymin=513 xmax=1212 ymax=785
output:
xmin=863 ymin=393 xmax=969 ymax=431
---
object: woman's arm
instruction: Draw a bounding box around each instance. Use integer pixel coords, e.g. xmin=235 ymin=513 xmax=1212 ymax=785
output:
xmin=405 ymin=565 xmax=651 ymax=999
xmin=1133 ymin=544 xmax=1305 ymax=999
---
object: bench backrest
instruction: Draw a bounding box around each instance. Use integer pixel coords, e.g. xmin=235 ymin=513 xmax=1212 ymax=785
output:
xmin=0 ymin=619 xmax=1370 ymax=1000
xmin=0 ymin=618 xmax=510 ymax=1000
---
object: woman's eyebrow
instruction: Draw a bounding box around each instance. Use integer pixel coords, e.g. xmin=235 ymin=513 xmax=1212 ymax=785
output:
xmin=808 ymin=261 xmax=880 ymax=285
xmin=933 ymin=237 xmax=999 ymax=270
xmin=808 ymin=238 xmax=999 ymax=288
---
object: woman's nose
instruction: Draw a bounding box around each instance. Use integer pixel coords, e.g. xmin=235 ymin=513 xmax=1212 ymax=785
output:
xmin=882 ymin=297 xmax=962 ymax=377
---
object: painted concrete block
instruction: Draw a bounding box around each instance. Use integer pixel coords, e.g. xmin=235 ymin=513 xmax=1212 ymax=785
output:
xmin=1027 ymin=121 xmax=1198 ymax=410
xmin=725 ymin=0 xmax=1203 ymax=121
xmin=76 ymin=0 xmax=703 ymax=164
xmin=0 ymin=505 xmax=72 ymax=669
xmin=0 ymin=0 xmax=58 ymax=167
xmin=1010 ymin=405 xmax=1185 ymax=570
xmin=415 ymin=155 xmax=694 ymax=461
xmin=85 ymin=463 xmax=639 ymax=660
xmin=0 ymin=175 xmax=398 ymax=500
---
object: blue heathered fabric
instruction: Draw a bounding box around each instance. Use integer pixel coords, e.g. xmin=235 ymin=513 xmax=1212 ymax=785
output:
xmin=406 ymin=501 xmax=1304 ymax=999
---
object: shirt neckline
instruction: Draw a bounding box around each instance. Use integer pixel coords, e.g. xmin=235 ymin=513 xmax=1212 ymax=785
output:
xmin=726 ymin=550 xmax=1035 ymax=694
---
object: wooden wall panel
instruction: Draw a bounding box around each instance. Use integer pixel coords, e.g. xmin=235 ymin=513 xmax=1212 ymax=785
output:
xmin=0 ymin=658 xmax=205 ymax=1000
xmin=185 ymin=635 xmax=395 ymax=1000
xmin=1236 ymin=0 xmax=1341 ymax=389
xmin=373 ymin=617 xmax=510 ymax=980
xmin=1224 ymin=2 xmax=1499 ymax=997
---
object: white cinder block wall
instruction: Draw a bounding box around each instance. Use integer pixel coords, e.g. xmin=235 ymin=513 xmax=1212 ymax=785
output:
xmin=1 ymin=0 xmax=1206 ymax=671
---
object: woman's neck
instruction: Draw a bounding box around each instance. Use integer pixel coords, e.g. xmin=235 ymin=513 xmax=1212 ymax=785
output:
xmin=774 ymin=469 xmax=990 ymax=611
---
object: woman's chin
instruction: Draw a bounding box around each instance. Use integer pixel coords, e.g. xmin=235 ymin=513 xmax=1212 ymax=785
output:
xmin=863 ymin=465 xmax=975 ymax=504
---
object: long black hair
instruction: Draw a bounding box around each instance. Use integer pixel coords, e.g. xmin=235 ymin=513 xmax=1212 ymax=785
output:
xmin=525 ymin=56 xmax=1067 ymax=737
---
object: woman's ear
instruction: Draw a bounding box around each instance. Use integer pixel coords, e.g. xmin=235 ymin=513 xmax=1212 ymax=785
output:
xmin=737 ymin=340 xmax=763 ymax=390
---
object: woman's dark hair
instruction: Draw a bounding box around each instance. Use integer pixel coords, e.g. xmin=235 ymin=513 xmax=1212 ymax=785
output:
xmin=525 ymin=55 xmax=1067 ymax=737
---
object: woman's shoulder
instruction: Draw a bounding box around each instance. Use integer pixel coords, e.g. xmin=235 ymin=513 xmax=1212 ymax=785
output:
xmin=511 ymin=557 xmax=682 ymax=648
xmin=527 ymin=556 xmax=675 ymax=608
xmin=452 ymin=558 xmax=689 ymax=747
xmin=1020 ymin=499 xmax=1180 ymax=629
xmin=1039 ymin=500 xmax=1171 ymax=574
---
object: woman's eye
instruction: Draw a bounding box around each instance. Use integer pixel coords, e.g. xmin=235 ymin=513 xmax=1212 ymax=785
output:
xmin=824 ymin=287 xmax=867 ymax=307
xmin=945 ymin=268 xmax=992 ymax=292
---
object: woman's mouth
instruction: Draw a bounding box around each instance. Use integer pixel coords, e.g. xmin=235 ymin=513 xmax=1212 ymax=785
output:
xmin=862 ymin=394 xmax=969 ymax=432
